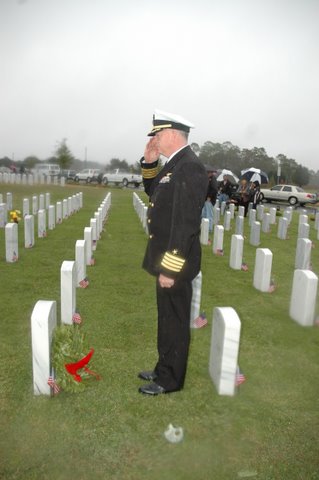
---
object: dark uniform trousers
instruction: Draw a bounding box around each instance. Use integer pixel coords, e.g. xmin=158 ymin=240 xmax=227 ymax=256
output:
xmin=155 ymin=278 xmax=192 ymax=391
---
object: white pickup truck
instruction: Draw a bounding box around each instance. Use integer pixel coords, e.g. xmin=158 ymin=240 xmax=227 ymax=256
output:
xmin=102 ymin=169 xmax=143 ymax=187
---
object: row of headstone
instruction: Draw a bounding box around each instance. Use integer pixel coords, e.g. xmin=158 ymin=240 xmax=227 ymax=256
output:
xmin=208 ymin=271 xmax=318 ymax=399
xmin=0 ymin=191 xmax=82 ymax=228
xmin=0 ymin=172 xmax=66 ymax=186
xmin=132 ymin=192 xmax=148 ymax=233
xmin=3 ymin=193 xmax=83 ymax=262
xmin=134 ymin=192 xmax=318 ymax=383
xmin=31 ymin=192 xmax=112 ymax=395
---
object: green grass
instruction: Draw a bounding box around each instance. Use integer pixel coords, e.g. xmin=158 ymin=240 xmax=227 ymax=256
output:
xmin=0 ymin=184 xmax=319 ymax=480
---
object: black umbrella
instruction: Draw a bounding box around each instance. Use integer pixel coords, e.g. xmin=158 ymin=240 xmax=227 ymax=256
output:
xmin=240 ymin=167 xmax=269 ymax=184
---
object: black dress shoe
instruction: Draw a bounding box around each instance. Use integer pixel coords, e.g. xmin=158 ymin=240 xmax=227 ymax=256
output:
xmin=138 ymin=370 xmax=157 ymax=382
xmin=138 ymin=382 xmax=166 ymax=395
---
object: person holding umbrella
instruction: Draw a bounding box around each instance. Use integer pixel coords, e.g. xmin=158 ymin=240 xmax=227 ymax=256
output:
xmin=250 ymin=180 xmax=262 ymax=209
xmin=237 ymin=178 xmax=251 ymax=216
xmin=218 ymin=175 xmax=233 ymax=204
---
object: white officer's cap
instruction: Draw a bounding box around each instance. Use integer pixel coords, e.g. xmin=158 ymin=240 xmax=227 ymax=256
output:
xmin=147 ymin=109 xmax=195 ymax=136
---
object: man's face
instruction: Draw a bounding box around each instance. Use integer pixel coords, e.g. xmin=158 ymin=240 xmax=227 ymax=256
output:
xmin=154 ymin=129 xmax=172 ymax=157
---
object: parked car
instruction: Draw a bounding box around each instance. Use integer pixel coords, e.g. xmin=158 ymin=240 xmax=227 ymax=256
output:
xmin=33 ymin=163 xmax=61 ymax=177
xmin=60 ymin=169 xmax=76 ymax=181
xmin=102 ymin=169 xmax=142 ymax=187
xmin=74 ymin=169 xmax=102 ymax=183
xmin=260 ymin=185 xmax=317 ymax=206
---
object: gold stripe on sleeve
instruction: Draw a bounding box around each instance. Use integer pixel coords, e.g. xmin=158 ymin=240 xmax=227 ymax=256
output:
xmin=161 ymin=252 xmax=185 ymax=273
xmin=142 ymin=167 xmax=158 ymax=179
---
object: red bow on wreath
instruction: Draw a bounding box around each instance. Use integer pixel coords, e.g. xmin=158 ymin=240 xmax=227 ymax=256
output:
xmin=65 ymin=348 xmax=101 ymax=382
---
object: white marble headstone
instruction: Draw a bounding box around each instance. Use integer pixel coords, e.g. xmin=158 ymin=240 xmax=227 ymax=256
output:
xmin=220 ymin=201 xmax=227 ymax=216
xmin=48 ymin=205 xmax=55 ymax=230
xmin=209 ymin=307 xmax=241 ymax=396
xmin=253 ymin=248 xmax=273 ymax=292
xmin=298 ymin=222 xmax=310 ymax=239
xmin=75 ymin=240 xmax=87 ymax=286
xmin=229 ymin=203 xmax=235 ymax=219
xmin=6 ymin=192 xmax=13 ymax=210
xmin=90 ymin=218 xmax=97 ymax=250
xmin=39 ymin=194 xmax=45 ymax=210
xmin=269 ymin=207 xmax=277 ymax=224
xmin=238 ymin=206 xmax=245 ymax=217
xmin=256 ymin=204 xmax=264 ymax=221
xmin=5 ymin=222 xmax=18 ymax=262
xmin=249 ymin=221 xmax=261 ymax=246
xmin=32 ymin=195 xmax=38 ymax=215
xmin=213 ymin=206 xmax=220 ymax=225
xmin=45 ymin=193 xmax=51 ymax=209
xmin=224 ymin=210 xmax=231 ymax=231
xmin=38 ymin=209 xmax=46 ymax=238
xmin=235 ymin=215 xmax=244 ymax=236
xmin=262 ymin=212 xmax=271 ymax=233
xmin=0 ymin=203 xmax=7 ymax=228
xmin=94 ymin=211 xmax=101 ymax=239
xmin=213 ymin=224 xmax=224 ymax=254
xmin=84 ymin=227 xmax=93 ymax=265
xmin=229 ymin=234 xmax=244 ymax=270
xmin=249 ymin=208 xmax=256 ymax=227
xmin=200 ymin=218 xmax=210 ymax=245
xmin=31 ymin=300 xmax=57 ymax=395
xmin=295 ymin=238 xmax=312 ymax=270
xmin=289 ymin=269 xmax=318 ymax=326
xmin=60 ymin=260 xmax=76 ymax=325
xmin=23 ymin=198 xmax=30 ymax=217
xmin=190 ymin=271 xmax=202 ymax=326
xmin=62 ymin=199 xmax=68 ymax=219
xmin=277 ymin=217 xmax=288 ymax=240
xmin=56 ymin=201 xmax=62 ymax=224
xmin=24 ymin=214 xmax=35 ymax=248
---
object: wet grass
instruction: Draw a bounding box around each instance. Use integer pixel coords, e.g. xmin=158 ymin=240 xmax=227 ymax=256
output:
xmin=0 ymin=184 xmax=319 ymax=479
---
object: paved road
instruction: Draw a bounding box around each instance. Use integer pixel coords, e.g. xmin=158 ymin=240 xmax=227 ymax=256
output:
xmin=262 ymin=201 xmax=318 ymax=215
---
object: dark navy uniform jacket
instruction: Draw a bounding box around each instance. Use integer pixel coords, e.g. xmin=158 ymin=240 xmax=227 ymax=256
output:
xmin=140 ymin=145 xmax=208 ymax=281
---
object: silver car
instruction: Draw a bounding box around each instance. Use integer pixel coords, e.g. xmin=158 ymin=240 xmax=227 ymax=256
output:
xmin=260 ymin=184 xmax=317 ymax=206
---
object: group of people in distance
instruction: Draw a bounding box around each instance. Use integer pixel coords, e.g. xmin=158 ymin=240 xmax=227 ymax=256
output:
xmin=202 ymin=168 xmax=262 ymax=232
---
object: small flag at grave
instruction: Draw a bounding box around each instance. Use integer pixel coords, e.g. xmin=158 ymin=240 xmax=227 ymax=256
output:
xmin=47 ymin=376 xmax=60 ymax=394
xmin=90 ymin=256 xmax=95 ymax=266
xmin=241 ymin=262 xmax=249 ymax=271
xmin=72 ymin=312 xmax=82 ymax=324
xmin=235 ymin=366 xmax=246 ymax=386
xmin=268 ymin=278 xmax=276 ymax=293
xmin=215 ymin=249 xmax=224 ymax=256
xmin=193 ymin=312 xmax=208 ymax=329
xmin=12 ymin=251 xmax=18 ymax=262
xmin=79 ymin=277 xmax=89 ymax=288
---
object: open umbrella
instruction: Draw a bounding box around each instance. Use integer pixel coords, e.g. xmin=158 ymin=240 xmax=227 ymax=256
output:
xmin=216 ymin=169 xmax=239 ymax=184
xmin=240 ymin=167 xmax=269 ymax=184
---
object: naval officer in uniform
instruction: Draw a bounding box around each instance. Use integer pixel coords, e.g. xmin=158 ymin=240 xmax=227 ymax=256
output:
xmin=138 ymin=110 xmax=208 ymax=395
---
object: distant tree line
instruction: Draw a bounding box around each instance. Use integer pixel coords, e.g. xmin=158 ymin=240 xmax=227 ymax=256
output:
xmin=1 ymin=138 xmax=318 ymax=187
xmin=190 ymin=141 xmax=316 ymax=187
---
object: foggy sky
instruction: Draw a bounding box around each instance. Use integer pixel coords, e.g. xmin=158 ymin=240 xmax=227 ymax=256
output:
xmin=1 ymin=0 xmax=318 ymax=170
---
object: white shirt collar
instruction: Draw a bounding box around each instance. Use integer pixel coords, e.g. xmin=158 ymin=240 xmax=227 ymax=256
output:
xmin=167 ymin=144 xmax=188 ymax=162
